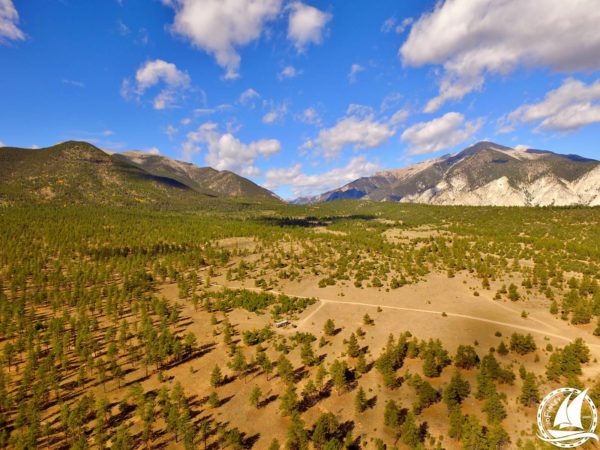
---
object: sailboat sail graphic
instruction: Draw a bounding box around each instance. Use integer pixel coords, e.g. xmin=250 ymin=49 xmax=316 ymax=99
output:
xmin=538 ymin=387 xmax=599 ymax=448
xmin=550 ymin=389 xmax=588 ymax=438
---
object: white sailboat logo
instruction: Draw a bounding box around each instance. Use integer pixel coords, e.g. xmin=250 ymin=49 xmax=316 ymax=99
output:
xmin=538 ymin=388 xmax=599 ymax=446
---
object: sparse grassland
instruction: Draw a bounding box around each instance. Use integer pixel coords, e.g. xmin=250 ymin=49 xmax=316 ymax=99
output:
xmin=0 ymin=203 xmax=599 ymax=449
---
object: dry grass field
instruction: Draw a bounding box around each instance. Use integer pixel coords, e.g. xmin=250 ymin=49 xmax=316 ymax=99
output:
xmin=1 ymin=204 xmax=599 ymax=449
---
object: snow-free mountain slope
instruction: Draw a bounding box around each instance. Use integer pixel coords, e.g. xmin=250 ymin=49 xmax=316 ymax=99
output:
xmin=294 ymin=142 xmax=599 ymax=206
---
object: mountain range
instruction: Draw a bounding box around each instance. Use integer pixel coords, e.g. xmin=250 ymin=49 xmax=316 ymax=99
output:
xmin=0 ymin=141 xmax=279 ymax=207
xmin=1 ymin=140 xmax=599 ymax=208
xmin=293 ymin=142 xmax=600 ymax=207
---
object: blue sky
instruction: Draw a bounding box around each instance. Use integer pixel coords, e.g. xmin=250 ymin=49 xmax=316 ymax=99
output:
xmin=1 ymin=0 xmax=600 ymax=199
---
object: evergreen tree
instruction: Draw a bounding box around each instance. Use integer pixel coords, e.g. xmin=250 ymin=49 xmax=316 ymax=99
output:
xmin=323 ymin=319 xmax=336 ymax=336
xmin=329 ymin=360 xmax=349 ymax=394
xmin=279 ymin=383 xmax=299 ymax=416
xmin=250 ymin=385 xmax=262 ymax=408
xmin=454 ymin=345 xmax=480 ymax=369
xmin=347 ymin=333 xmax=360 ymax=358
xmin=210 ymin=365 xmax=223 ymax=388
xmin=483 ymin=391 xmax=506 ymax=424
xmin=286 ymin=413 xmax=308 ymax=450
xmin=356 ymin=352 xmax=368 ymax=374
xmin=300 ymin=341 xmax=316 ymax=367
xmin=384 ymin=399 xmax=401 ymax=428
xmin=277 ymin=354 xmax=294 ymax=383
xmin=355 ymin=386 xmax=367 ymax=412
xmin=443 ymin=371 xmax=471 ymax=408
xmin=519 ymin=372 xmax=540 ymax=406
xmin=400 ymin=412 xmax=422 ymax=448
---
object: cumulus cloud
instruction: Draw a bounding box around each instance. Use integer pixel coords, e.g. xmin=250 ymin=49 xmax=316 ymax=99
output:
xmin=262 ymin=103 xmax=287 ymax=124
xmin=507 ymin=78 xmax=600 ymax=132
xmin=0 ymin=0 xmax=24 ymax=43
xmin=121 ymin=59 xmax=191 ymax=109
xmin=0 ymin=139 xmax=5 ymax=147
xmin=165 ymin=124 xmax=178 ymax=139
xmin=298 ymin=107 xmax=322 ymax=127
xmin=287 ymin=2 xmax=331 ymax=52
xmin=265 ymin=156 xmax=378 ymax=197
xmin=305 ymin=106 xmax=408 ymax=158
xmin=181 ymin=122 xmax=280 ymax=176
xmin=400 ymin=0 xmax=600 ymax=112
xmin=163 ymin=0 xmax=281 ymax=79
xmin=348 ymin=64 xmax=364 ymax=83
xmin=401 ymin=112 xmax=482 ymax=155
xmin=144 ymin=147 xmax=161 ymax=155
xmin=239 ymin=88 xmax=260 ymax=105
xmin=278 ymin=65 xmax=300 ymax=80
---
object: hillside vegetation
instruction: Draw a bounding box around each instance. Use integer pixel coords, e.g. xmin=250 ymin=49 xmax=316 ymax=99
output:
xmin=0 ymin=202 xmax=599 ymax=449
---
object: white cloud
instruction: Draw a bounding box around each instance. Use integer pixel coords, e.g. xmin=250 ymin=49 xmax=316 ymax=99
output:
xmin=278 ymin=65 xmax=300 ymax=80
xmin=163 ymin=0 xmax=281 ymax=79
xmin=62 ymin=79 xmax=85 ymax=88
xmin=265 ymin=156 xmax=379 ymax=197
xmin=507 ymin=78 xmax=600 ymax=132
xmin=144 ymin=147 xmax=161 ymax=155
xmin=298 ymin=107 xmax=322 ymax=127
xmin=121 ymin=59 xmax=191 ymax=110
xmin=348 ymin=64 xmax=364 ymax=83
xmin=0 ymin=140 xmax=6 ymax=147
xmin=165 ymin=124 xmax=178 ymax=139
xmin=401 ymin=112 xmax=482 ymax=155
xmin=262 ymin=103 xmax=287 ymax=124
xmin=181 ymin=122 xmax=280 ymax=176
xmin=0 ymin=0 xmax=24 ymax=43
xmin=380 ymin=92 xmax=403 ymax=111
xmin=305 ymin=106 xmax=408 ymax=158
xmin=117 ymin=19 xmax=130 ymax=36
xmin=381 ymin=16 xmax=413 ymax=34
xmin=239 ymin=88 xmax=260 ymax=105
xmin=287 ymin=2 xmax=331 ymax=52
xmin=400 ymin=0 xmax=600 ymax=112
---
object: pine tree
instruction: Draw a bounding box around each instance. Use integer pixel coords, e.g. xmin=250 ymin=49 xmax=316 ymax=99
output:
xmin=279 ymin=383 xmax=298 ymax=416
xmin=497 ymin=341 xmax=509 ymax=356
xmin=286 ymin=413 xmax=308 ymax=450
xmin=448 ymin=406 xmax=464 ymax=440
xmin=228 ymin=349 xmax=248 ymax=381
xmin=250 ymin=385 xmax=262 ymax=408
xmin=347 ymin=333 xmax=360 ymax=358
xmin=519 ymin=372 xmax=540 ymax=406
xmin=300 ymin=341 xmax=316 ymax=367
xmin=443 ymin=371 xmax=470 ymax=408
xmin=210 ymin=365 xmax=223 ymax=388
xmin=315 ymin=363 xmax=327 ymax=393
xmin=277 ymin=354 xmax=294 ymax=383
xmin=355 ymin=386 xmax=367 ymax=412
xmin=324 ymin=319 xmax=336 ymax=336
xmin=483 ymin=391 xmax=506 ymax=424
xmin=356 ymin=352 xmax=368 ymax=374
xmin=330 ymin=360 xmax=349 ymax=394
xmin=384 ymin=399 xmax=401 ymax=428
xmin=400 ymin=412 xmax=422 ymax=448
xmin=112 ymin=424 xmax=134 ymax=450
